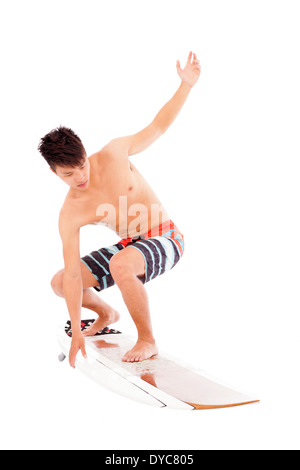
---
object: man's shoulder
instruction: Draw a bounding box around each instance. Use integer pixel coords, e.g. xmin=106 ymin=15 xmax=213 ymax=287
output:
xmin=90 ymin=138 xmax=130 ymax=163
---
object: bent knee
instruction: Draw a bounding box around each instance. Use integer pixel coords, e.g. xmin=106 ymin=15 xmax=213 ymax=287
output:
xmin=51 ymin=270 xmax=64 ymax=297
xmin=109 ymin=257 xmax=135 ymax=284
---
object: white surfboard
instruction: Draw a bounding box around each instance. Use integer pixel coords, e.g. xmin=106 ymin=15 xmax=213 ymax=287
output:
xmin=57 ymin=321 xmax=259 ymax=410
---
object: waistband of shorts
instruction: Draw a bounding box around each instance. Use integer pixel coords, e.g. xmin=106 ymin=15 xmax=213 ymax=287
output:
xmin=120 ymin=220 xmax=183 ymax=247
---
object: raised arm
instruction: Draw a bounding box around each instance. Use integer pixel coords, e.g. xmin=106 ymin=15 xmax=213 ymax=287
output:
xmin=152 ymin=52 xmax=201 ymax=135
xmin=109 ymin=52 xmax=201 ymax=157
xmin=59 ymin=212 xmax=87 ymax=368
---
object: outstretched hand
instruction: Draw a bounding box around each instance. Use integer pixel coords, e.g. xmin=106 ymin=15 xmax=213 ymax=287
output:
xmin=176 ymin=52 xmax=201 ymax=88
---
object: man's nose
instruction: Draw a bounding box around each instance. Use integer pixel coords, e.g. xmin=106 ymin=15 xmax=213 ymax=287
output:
xmin=75 ymin=170 xmax=85 ymax=182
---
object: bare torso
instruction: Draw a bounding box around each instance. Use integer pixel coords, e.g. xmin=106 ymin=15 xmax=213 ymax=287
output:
xmin=61 ymin=146 xmax=169 ymax=239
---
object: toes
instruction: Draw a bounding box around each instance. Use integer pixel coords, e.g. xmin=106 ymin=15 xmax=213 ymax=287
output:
xmin=122 ymin=351 xmax=138 ymax=362
xmin=122 ymin=351 xmax=143 ymax=363
xmin=122 ymin=342 xmax=157 ymax=363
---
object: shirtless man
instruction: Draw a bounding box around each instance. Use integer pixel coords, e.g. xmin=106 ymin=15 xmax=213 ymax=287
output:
xmin=38 ymin=52 xmax=201 ymax=368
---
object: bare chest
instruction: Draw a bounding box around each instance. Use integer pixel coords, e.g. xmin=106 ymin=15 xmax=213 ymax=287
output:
xmin=77 ymin=163 xmax=156 ymax=237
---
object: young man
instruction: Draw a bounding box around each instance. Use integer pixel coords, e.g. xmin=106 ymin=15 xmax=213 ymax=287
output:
xmin=39 ymin=52 xmax=201 ymax=368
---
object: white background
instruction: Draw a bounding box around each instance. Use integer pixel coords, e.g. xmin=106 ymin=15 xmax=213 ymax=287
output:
xmin=0 ymin=0 xmax=299 ymax=450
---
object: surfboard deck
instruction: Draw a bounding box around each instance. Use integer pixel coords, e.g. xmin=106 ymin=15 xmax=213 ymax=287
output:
xmin=58 ymin=319 xmax=259 ymax=410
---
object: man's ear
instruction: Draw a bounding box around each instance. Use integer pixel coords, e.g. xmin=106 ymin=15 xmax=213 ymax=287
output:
xmin=50 ymin=167 xmax=56 ymax=174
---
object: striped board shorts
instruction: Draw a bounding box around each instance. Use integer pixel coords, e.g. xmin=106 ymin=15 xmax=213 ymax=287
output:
xmin=81 ymin=220 xmax=185 ymax=292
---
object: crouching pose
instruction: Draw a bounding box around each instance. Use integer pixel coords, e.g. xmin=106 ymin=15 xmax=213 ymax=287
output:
xmin=38 ymin=52 xmax=201 ymax=368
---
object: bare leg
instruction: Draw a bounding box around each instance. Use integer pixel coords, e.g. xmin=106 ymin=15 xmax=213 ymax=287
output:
xmin=51 ymin=267 xmax=120 ymax=335
xmin=117 ymin=275 xmax=158 ymax=362
xmin=109 ymin=248 xmax=158 ymax=362
xmin=82 ymin=288 xmax=120 ymax=336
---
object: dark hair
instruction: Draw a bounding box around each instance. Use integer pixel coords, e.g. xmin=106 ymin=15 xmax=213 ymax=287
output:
xmin=38 ymin=126 xmax=86 ymax=171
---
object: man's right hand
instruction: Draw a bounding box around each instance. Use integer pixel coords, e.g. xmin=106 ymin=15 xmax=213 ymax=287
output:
xmin=69 ymin=332 xmax=87 ymax=368
xmin=176 ymin=51 xmax=201 ymax=88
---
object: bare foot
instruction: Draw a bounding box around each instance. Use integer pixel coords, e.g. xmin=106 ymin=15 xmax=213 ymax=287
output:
xmin=82 ymin=309 xmax=120 ymax=337
xmin=122 ymin=339 xmax=158 ymax=363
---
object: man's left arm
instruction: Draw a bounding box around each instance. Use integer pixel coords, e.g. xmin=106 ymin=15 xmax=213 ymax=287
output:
xmin=109 ymin=52 xmax=201 ymax=157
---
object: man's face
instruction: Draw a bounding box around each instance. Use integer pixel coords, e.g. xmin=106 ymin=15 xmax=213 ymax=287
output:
xmin=54 ymin=156 xmax=91 ymax=191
